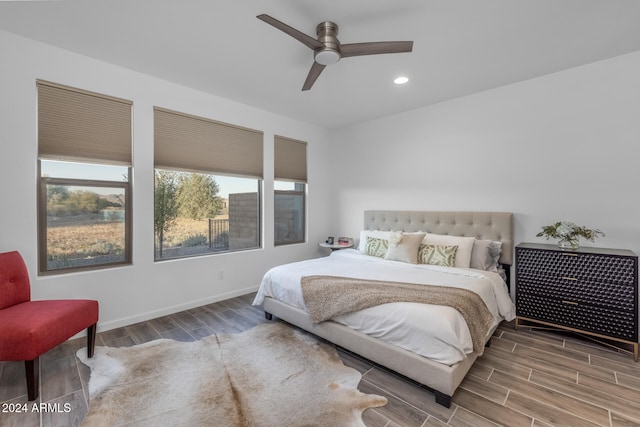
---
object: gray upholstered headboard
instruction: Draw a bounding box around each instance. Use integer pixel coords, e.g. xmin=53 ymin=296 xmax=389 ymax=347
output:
xmin=363 ymin=210 xmax=514 ymax=266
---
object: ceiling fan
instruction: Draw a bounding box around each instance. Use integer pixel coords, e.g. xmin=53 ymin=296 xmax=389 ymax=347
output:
xmin=257 ymin=14 xmax=414 ymax=91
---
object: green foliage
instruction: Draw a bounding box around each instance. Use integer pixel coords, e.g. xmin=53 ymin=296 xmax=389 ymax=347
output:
xmin=154 ymin=170 xmax=179 ymax=256
xmin=536 ymin=221 xmax=605 ymax=242
xmin=47 ymin=185 xmax=69 ymax=206
xmin=47 ymin=186 xmax=121 ymax=215
xmin=154 ymin=170 xmax=223 ymax=256
xmin=153 ymin=171 xmax=223 ymax=257
xmin=213 ymin=231 xmax=229 ymax=246
xmin=69 ymin=191 xmax=101 ymax=213
xmin=181 ymin=233 xmax=207 ymax=247
xmin=176 ymin=173 xmax=223 ymax=220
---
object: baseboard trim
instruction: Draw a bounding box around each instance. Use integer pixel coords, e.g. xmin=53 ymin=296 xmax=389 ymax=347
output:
xmin=70 ymin=285 xmax=259 ymax=338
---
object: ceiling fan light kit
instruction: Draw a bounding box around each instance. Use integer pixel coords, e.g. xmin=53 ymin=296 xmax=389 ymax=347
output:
xmin=257 ymin=14 xmax=413 ymax=91
xmin=315 ymin=49 xmax=340 ymax=66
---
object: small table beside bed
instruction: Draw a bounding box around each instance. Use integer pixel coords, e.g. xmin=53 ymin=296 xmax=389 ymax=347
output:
xmin=253 ymin=210 xmax=515 ymax=408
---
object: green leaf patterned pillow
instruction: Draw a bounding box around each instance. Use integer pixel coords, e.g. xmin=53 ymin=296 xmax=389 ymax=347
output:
xmin=364 ymin=236 xmax=388 ymax=258
xmin=418 ymin=244 xmax=458 ymax=267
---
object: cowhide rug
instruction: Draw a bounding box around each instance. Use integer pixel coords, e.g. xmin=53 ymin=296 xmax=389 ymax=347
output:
xmin=76 ymin=322 xmax=387 ymax=426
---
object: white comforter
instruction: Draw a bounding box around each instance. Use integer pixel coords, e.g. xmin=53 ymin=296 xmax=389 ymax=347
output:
xmin=253 ymin=249 xmax=515 ymax=365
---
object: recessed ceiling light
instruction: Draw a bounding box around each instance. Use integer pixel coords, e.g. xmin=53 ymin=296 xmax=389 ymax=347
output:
xmin=394 ymin=76 xmax=409 ymax=85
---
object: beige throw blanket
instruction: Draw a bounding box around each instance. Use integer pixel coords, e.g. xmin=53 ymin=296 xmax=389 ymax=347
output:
xmin=301 ymin=275 xmax=495 ymax=355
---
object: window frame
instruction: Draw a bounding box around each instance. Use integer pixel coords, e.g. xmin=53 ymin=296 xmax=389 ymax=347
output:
xmin=273 ymin=134 xmax=307 ymax=247
xmin=153 ymin=169 xmax=263 ymax=261
xmin=37 ymin=165 xmax=132 ymax=275
xmin=274 ymin=182 xmax=306 ymax=246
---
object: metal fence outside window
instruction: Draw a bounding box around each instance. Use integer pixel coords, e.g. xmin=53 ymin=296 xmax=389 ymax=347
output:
xmin=209 ymin=218 xmax=229 ymax=249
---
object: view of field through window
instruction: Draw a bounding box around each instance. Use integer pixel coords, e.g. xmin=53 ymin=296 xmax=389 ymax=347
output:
xmin=41 ymin=160 xmax=305 ymax=270
xmin=154 ymin=169 xmax=261 ymax=260
xmin=41 ymin=160 xmax=129 ymax=271
xmin=45 ymin=182 xmax=127 ymax=270
xmin=42 ymin=161 xmax=263 ymax=267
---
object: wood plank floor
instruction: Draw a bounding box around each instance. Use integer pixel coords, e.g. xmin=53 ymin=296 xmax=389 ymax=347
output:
xmin=1 ymin=293 xmax=639 ymax=427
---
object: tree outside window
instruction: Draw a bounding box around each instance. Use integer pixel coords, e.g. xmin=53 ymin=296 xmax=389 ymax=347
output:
xmin=154 ymin=169 xmax=260 ymax=260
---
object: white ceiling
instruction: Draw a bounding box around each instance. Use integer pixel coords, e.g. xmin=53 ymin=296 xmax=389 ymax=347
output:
xmin=2 ymin=0 xmax=640 ymax=129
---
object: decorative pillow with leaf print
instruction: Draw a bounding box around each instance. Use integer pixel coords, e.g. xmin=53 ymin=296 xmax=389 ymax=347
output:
xmin=418 ymin=244 xmax=458 ymax=267
xmin=364 ymin=236 xmax=388 ymax=258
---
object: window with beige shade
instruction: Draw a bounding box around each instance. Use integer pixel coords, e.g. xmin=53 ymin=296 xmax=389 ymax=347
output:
xmin=37 ymin=80 xmax=133 ymax=274
xmin=153 ymin=107 xmax=263 ymax=260
xmin=274 ymin=135 xmax=307 ymax=246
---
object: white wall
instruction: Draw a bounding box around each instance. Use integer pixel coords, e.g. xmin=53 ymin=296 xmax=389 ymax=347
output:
xmin=329 ymin=51 xmax=640 ymax=267
xmin=3 ymin=27 xmax=639 ymax=332
xmin=0 ymin=30 xmax=333 ymax=331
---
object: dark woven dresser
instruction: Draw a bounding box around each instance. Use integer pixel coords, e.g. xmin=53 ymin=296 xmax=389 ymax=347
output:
xmin=515 ymin=242 xmax=638 ymax=361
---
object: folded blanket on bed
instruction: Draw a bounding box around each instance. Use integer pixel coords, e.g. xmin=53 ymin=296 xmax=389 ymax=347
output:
xmin=301 ymin=275 xmax=495 ymax=355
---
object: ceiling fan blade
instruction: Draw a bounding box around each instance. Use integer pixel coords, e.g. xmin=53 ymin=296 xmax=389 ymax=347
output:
xmin=257 ymin=14 xmax=324 ymax=50
xmin=302 ymin=62 xmax=326 ymax=91
xmin=341 ymin=41 xmax=413 ymax=58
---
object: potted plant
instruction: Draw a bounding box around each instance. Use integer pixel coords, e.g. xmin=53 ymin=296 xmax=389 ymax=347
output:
xmin=536 ymin=221 xmax=604 ymax=249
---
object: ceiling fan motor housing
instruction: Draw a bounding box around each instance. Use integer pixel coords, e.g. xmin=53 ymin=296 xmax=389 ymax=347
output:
xmin=314 ymin=21 xmax=341 ymax=65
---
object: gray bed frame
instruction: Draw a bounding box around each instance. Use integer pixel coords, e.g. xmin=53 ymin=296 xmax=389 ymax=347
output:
xmin=263 ymin=210 xmax=514 ymax=408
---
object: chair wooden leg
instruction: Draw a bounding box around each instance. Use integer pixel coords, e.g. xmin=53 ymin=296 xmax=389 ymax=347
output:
xmin=87 ymin=323 xmax=97 ymax=358
xmin=25 ymin=357 xmax=39 ymax=401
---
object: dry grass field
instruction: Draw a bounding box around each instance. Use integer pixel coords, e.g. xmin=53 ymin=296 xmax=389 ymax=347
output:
xmin=47 ymin=221 xmax=125 ymax=259
xmin=46 ymin=215 xmax=226 ymax=264
xmin=161 ymin=217 xmax=211 ymax=248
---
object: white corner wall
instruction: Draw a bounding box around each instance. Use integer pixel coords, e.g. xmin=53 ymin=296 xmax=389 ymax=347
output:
xmin=0 ymin=30 xmax=334 ymax=331
xmin=328 ymin=51 xmax=640 ymax=261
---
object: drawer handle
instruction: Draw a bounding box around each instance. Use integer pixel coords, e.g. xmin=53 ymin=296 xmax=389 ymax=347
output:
xmin=561 ymin=276 xmax=578 ymax=281
xmin=562 ymin=300 xmax=578 ymax=305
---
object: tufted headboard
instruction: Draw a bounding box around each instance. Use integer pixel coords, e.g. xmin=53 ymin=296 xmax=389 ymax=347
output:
xmin=363 ymin=210 xmax=514 ymax=266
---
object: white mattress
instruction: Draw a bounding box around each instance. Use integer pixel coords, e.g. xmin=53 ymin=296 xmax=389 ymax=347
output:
xmin=253 ymin=249 xmax=515 ymax=365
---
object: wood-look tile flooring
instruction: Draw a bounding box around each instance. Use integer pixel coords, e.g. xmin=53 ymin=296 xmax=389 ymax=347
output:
xmin=1 ymin=293 xmax=639 ymax=427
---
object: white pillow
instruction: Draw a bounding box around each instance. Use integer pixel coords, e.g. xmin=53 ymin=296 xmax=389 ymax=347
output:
xmin=470 ymin=239 xmax=502 ymax=271
xmin=357 ymin=230 xmax=392 ymax=252
xmin=423 ymin=233 xmax=475 ymax=268
xmin=384 ymin=232 xmax=426 ymax=264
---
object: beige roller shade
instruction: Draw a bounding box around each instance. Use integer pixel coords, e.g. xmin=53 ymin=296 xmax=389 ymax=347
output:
xmin=274 ymin=135 xmax=307 ymax=182
xmin=37 ymin=80 xmax=132 ymax=165
xmin=154 ymin=107 xmax=263 ymax=179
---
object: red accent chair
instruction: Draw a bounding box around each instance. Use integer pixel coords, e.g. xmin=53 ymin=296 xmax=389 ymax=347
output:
xmin=0 ymin=251 xmax=98 ymax=401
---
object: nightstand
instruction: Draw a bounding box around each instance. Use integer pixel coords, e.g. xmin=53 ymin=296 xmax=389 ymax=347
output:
xmin=515 ymin=243 xmax=638 ymax=361
xmin=318 ymin=242 xmax=353 ymax=251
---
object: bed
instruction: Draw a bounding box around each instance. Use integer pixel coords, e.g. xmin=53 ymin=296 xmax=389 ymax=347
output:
xmin=253 ymin=210 xmax=515 ymax=407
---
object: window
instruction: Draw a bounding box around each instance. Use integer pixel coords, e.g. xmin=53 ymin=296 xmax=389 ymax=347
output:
xmin=40 ymin=161 xmax=131 ymax=272
xmin=274 ymin=181 xmax=305 ymax=245
xmin=37 ymin=81 xmax=132 ymax=274
xmin=154 ymin=170 xmax=260 ymax=259
xmin=154 ymin=107 xmax=263 ymax=260
xmin=274 ymin=135 xmax=307 ymax=246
